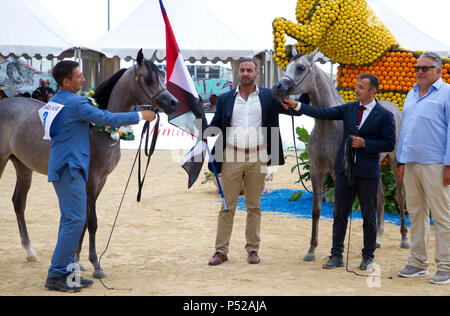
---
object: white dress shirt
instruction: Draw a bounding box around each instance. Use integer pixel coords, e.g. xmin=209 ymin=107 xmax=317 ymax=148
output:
xmin=226 ymin=85 xmax=265 ymax=148
xmin=358 ymin=99 xmax=377 ymax=128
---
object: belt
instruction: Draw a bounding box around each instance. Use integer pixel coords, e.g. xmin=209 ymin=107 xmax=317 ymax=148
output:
xmin=226 ymin=143 xmax=267 ymax=153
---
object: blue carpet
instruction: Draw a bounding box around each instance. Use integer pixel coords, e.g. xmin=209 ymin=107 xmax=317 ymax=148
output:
xmin=236 ymin=189 xmax=420 ymax=227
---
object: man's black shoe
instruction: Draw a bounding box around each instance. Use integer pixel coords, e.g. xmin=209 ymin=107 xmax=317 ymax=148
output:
xmin=45 ymin=275 xmax=83 ymax=292
xmin=80 ymin=277 xmax=94 ymax=288
xmin=322 ymin=256 xmax=344 ymax=269
xmin=359 ymin=257 xmax=374 ymax=270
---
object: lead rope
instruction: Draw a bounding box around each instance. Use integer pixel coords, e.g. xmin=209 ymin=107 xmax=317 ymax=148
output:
xmin=97 ymin=112 xmax=159 ymax=291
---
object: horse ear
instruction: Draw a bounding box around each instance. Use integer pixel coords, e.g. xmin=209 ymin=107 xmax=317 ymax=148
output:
xmin=286 ymin=45 xmax=299 ymax=62
xmin=150 ymin=50 xmax=158 ymax=63
xmin=137 ymin=49 xmax=144 ymax=65
xmin=306 ymin=48 xmax=320 ymax=63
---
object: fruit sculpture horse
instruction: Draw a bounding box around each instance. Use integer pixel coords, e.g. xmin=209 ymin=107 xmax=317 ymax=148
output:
xmin=272 ymin=0 xmax=450 ymax=109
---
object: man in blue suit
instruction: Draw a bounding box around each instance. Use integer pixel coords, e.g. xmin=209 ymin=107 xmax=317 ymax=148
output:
xmin=207 ymin=58 xmax=302 ymax=266
xmin=44 ymin=61 xmax=156 ymax=292
xmin=283 ymin=73 xmax=396 ymax=270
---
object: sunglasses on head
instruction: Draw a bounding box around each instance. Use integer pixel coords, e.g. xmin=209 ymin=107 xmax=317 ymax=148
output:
xmin=414 ymin=66 xmax=436 ymax=73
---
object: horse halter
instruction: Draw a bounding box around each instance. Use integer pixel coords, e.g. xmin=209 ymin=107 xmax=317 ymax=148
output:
xmin=282 ymin=66 xmax=311 ymax=90
xmin=133 ymin=64 xmax=168 ymax=103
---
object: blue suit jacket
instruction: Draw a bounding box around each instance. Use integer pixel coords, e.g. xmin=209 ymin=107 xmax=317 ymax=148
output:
xmin=298 ymin=101 xmax=396 ymax=179
xmin=208 ymin=87 xmax=301 ymax=172
xmin=48 ymin=89 xmax=140 ymax=182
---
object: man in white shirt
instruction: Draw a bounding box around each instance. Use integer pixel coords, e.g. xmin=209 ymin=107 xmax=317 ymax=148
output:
xmin=207 ymin=58 xmax=301 ymax=266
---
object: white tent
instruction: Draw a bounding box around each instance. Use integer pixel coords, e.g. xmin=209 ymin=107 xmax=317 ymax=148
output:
xmin=88 ymin=0 xmax=265 ymax=63
xmin=367 ymin=0 xmax=449 ymax=55
xmin=0 ymin=0 xmax=78 ymax=60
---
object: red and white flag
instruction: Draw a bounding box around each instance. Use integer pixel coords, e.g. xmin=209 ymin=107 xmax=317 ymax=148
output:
xmin=159 ymin=0 xmax=208 ymax=189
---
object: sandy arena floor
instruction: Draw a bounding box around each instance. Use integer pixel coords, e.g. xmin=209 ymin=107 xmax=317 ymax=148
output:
xmin=0 ymin=150 xmax=446 ymax=296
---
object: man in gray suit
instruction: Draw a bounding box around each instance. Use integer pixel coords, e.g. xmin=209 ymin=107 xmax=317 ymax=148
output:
xmin=44 ymin=61 xmax=156 ymax=292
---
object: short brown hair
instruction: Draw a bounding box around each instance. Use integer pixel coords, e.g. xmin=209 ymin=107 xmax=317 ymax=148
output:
xmin=52 ymin=60 xmax=79 ymax=87
xmin=239 ymin=58 xmax=258 ymax=71
xmin=357 ymin=73 xmax=380 ymax=92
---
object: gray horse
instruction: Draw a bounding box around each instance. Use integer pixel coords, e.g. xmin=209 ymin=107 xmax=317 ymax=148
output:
xmin=273 ymin=48 xmax=409 ymax=262
xmin=0 ymin=50 xmax=178 ymax=278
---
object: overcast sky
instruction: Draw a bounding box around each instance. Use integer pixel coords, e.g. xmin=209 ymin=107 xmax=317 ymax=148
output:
xmin=34 ymin=0 xmax=450 ymax=48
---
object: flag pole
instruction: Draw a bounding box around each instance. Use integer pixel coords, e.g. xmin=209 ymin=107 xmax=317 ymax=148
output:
xmin=205 ymin=143 xmax=229 ymax=212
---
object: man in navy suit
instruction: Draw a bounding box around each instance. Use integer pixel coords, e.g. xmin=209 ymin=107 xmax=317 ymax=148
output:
xmin=283 ymin=73 xmax=396 ymax=270
xmin=207 ymin=58 xmax=301 ymax=266
xmin=44 ymin=61 xmax=156 ymax=292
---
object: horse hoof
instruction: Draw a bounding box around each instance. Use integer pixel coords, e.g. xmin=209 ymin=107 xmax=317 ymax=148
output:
xmin=303 ymin=253 xmax=316 ymax=262
xmin=400 ymin=240 xmax=410 ymax=249
xmin=376 ymin=242 xmax=381 ymax=249
xmin=25 ymin=247 xmax=39 ymax=262
xmin=26 ymin=255 xmax=39 ymax=262
xmin=93 ymin=269 xmax=107 ymax=279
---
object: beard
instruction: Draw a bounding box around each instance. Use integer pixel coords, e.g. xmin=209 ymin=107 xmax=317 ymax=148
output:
xmin=240 ymin=76 xmax=256 ymax=87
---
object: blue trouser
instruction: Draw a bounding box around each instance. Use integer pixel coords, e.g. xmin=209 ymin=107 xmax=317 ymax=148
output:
xmin=48 ymin=165 xmax=87 ymax=278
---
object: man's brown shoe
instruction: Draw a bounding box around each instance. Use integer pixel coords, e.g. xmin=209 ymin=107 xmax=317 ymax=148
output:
xmin=248 ymin=251 xmax=260 ymax=264
xmin=208 ymin=252 xmax=228 ymax=266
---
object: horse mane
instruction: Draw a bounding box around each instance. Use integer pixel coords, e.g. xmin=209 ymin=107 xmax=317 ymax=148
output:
xmin=312 ymin=62 xmax=344 ymax=104
xmin=93 ymin=68 xmax=127 ymax=110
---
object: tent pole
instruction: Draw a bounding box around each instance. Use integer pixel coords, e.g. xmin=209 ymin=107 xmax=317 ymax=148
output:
xmin=107 ymin=0 xmax=111 ymax=31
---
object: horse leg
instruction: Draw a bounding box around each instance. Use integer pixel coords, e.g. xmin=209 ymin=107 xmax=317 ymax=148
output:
xmin=88 ymin=201 xmax=107 ymax=279
xmin=86 ymin=178 xmax=108 ymax=279
xmin=74 ymin=225 xmax=88 ymax=271
xmin=10 ymin=156 xmax=38 ymax=262
xmin=303 ymin=170 xmax=325 ymax=262
xmin=389 ymin=159 xmax=410 ymax=249
xmin=396 ymin=183 xmax=409 ymax=249
xmin=0 ymin=154 xmax=9 ymax=178
xmin=376 ymin=179 xmax=385 ymax=248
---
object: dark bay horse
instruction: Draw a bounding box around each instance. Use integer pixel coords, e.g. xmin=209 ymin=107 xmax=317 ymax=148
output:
xmin=273 ymin=49 xmax=409 ymax=262
xmin=0 ymin=50 xmax=178 ymax=278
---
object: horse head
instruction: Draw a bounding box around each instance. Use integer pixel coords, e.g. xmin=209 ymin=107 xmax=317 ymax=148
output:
xmin=132 ymin=49 xmax=178 ymax=115
xmin=272 ymin=46 xmax=319 ymax=100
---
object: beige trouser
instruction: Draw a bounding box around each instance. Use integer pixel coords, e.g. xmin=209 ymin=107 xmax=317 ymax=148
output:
xmin=214 ymin=149 xmax=267 ymax=255
xmin=404 ymin=163 xmax=450 ymax=272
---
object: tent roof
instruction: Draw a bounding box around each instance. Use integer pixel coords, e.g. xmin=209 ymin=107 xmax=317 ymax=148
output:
xmin=88 ymin=0 xmax=265 ymax=63
xmin=199 ymin=0 xmax=449 ymax=59
xmin=367 ymin=0 xmax=449 ymax=55
xmin=0 ymin=0 xmax=79 ymax=60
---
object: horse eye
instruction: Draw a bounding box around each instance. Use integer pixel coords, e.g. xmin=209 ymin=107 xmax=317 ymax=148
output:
xmin=296 ymin=64 xmax=306 ymax=73
xmin=144 ymin=74 xmax=154 ymax=84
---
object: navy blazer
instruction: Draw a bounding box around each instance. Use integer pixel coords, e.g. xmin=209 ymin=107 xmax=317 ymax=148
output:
xmin=48 ymin=89 xmax=140 ymax=182
xmin=208 ymin=87 xmax=301 ymax=172
xmin=298 ymin=101 xmax=396 ymax=179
